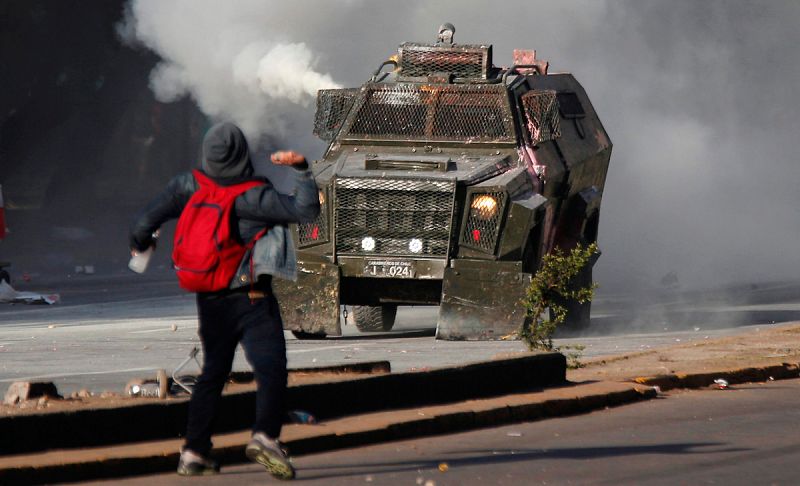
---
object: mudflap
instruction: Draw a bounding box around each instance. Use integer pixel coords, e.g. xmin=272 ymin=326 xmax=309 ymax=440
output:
xmin=554 ymin=252 xmax=598 ymax=330
xmin=273 ymin=260 xmax=341 ymax=336
xmin=436 ymin=260 xmax=532 ymax=340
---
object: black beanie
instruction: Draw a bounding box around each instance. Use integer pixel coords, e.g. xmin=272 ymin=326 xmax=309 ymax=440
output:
xmin=201 ymin=122 xmax=254 ymax=178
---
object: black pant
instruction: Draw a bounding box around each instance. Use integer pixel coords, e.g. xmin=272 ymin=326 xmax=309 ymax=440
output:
xmin=184 ymin=288 xmax=287 ymax=456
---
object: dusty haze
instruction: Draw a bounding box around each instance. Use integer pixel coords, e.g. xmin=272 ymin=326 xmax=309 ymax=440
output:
xmin=1 ymin=0 xmax=798 ymax=296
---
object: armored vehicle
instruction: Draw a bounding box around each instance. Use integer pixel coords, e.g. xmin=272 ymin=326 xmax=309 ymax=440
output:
xmin=275 ymin=25 xmax=611 ymax=339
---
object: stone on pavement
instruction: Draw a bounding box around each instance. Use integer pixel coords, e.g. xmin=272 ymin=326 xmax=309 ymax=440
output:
xmin=3 ymin=382 xmax=60 ymax=406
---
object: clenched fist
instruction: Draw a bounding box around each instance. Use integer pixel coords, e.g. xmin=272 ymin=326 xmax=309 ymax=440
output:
xmin=270 ymin=150 xmax=306 ymax=166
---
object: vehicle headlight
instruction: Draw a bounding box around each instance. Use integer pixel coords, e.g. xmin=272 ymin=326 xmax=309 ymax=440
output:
xmin=318 ymin=190 xmax=326 ymax=205
xmin=470 ymin=195 xmax=499 ymax=220
xmin=361 ymin=236 xmax=376 ymax=252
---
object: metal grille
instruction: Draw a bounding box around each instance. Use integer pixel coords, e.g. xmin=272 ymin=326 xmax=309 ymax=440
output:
xmin=345 ymin=84 xmax=514 ymax=142
xmin=314 ymin=89 xmax=358 ymax=141
xmin=298 ymin=188 xmax=329 ymax=247
xmin=461 ymin=191 xmax=507 ymax=253
xmin=335 ymin=178 xmax=455 ymax=257
xmin=521 ymin=90 xmax=561 ymax=145
xmin=399 ymin=43 xmax=489 ymax=78
xmin=433 ymin=89 xmax=511 ymax=139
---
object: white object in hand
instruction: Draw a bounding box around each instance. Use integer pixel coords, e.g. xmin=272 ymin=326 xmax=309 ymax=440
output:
xmin=129 ymin=246 xmax=155 ymax=274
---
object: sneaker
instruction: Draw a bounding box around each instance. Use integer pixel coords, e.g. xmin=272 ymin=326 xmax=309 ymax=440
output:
xmin=177 ymin=448 xmax=220 ymax=476
xmin=245 ymin=432 xmax=296 ymax=480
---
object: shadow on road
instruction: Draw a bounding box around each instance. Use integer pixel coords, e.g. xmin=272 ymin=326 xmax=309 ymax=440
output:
xmin=292 ymin=442 xmax=748 ymax=480
xmin=299 ymin=328 xmax=437 ymax=341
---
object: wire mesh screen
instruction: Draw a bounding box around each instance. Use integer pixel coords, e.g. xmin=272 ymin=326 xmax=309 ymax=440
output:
xmin=298 ymin=188 xmax=328 ymax=247
xmin=345 ymin=84 xmax=514 ymax=142
xmin=314 ymin=89 xmax=358 ymax=141
xmin=521 ymin=90 xmax=561 ymax=145
xmin=461 ymin=191 xmax=507 ymax=253
xmin=399 ymin=43 xmax=489 ymax=79
xmin=433 ymin=89 xmax=511 ymax=139
xmin=335 ymin=178 xmax=455 ymax=257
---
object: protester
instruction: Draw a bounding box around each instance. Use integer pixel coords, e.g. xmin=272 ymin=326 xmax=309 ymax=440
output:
xmin=129 ymin=121 xmax=319 ymax=479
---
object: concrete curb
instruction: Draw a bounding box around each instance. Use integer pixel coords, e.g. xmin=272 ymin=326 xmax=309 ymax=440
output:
xmin=0 ymin=382 xmax=655 ymax=485
xmin=6 ymin=359 xmax=797 ymax=484
xmin=632 ymin=362 xmax=800 ymax=391
xmin=0 ymin=353 xmax=566 ymax=455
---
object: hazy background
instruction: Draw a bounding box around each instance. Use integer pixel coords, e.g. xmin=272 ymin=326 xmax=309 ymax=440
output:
xmin=1 ymin=0 xmax=798 ymax=295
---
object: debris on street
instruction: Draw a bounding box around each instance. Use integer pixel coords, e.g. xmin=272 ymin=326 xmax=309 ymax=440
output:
xmin=287 ymin=410 xmax=317 ymax=424
xmin=712 ymin=378 xmax=730 ymax=390
xmin=74 ymin=265 xmax=96 ymax=275
xmin=0 ymin=280 xmax=59 ymax=305
xmin=4 ymin=381 xmax=61 ymax=405
xmin=69 ymin=389 xmax=92 ymax=399
xmin=124 ymin=370 xmax=169 ymax=399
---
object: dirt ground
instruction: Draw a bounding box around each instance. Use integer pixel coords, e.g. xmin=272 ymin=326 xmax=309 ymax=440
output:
xmin=570 ymin=321 xmax=800 ymax=382
xmin=0 ymin=370 xmax=386 ymax=417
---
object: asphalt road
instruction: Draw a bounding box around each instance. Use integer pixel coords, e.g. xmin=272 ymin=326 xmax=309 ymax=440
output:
xmin=2 ymin=273 xmax=800 ymax=394
xmin=85 ymin=378 xmax=800 ymax=485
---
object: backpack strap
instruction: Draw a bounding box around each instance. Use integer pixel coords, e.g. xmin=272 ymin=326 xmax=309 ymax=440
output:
xmin=192 ymin=169 xmax=215 ymax=189
xmin=193 ymin=169 xmax=266 ymax=194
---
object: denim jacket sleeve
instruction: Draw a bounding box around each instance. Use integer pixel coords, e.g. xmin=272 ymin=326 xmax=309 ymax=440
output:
xmin=230 ymin=166 xmax=320 ymax=287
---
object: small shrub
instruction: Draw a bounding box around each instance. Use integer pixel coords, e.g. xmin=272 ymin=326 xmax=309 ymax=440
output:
xmin=520 ymin=242 xmax=598 ymax=352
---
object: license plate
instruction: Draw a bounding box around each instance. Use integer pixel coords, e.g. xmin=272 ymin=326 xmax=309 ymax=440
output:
xmin=363 ymin=260 xmax=415 ymax=278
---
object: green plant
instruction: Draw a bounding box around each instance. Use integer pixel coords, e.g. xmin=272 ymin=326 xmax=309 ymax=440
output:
xmin=563 ymin=344 xmax=587 ymax=369
xmin=520 ymin=242 xmax=598 ymax=352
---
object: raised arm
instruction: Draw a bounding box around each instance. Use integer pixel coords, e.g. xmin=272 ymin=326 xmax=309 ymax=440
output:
xmin=234 ymin=151 xmax=321 ymax=225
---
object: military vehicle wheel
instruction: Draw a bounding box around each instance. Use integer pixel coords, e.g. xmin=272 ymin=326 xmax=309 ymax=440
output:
xmin=291 ymin=330 xmax=327 ymax=340
xmin=353 ymin=305 xmax=397 ymax=332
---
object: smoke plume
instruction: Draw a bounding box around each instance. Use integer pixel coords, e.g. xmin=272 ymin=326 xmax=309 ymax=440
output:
xmin=30 ymin=0 xmax=794 ymax=295
xmin=118 ymin=0 xmax=341 ymax=142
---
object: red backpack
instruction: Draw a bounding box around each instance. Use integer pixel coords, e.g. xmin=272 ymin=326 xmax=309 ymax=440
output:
xmin=172 ymin=170 xmax=266 ymax=292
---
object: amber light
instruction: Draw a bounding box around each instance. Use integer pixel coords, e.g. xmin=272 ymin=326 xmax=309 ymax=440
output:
xmin=470 ymin=195 xmax=498 ymax=220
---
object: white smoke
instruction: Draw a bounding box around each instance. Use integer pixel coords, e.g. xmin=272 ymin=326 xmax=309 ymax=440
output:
xmin=118 ymin=0 xmax=341 ymax=141
xmin=114 ymin=0 xmax=800 ymax=292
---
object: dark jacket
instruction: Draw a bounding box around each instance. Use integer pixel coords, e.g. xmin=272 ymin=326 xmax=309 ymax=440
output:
xmin=129 ymin=166 xmax=320 ymax=285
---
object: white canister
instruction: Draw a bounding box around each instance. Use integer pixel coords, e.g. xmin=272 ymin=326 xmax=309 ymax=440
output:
xmin=128 ymin=246 xmax=155 ymax=274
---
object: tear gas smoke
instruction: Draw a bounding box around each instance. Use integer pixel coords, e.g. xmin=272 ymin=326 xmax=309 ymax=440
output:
xmin=118 ymin=0 xmax=341 ymax=142
xmin=116 ymin=0 xmax=800 ymax=295
xmin=4 ymin=0 xmax=797 ymax=314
